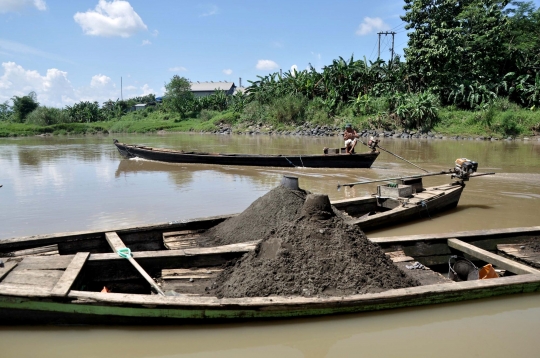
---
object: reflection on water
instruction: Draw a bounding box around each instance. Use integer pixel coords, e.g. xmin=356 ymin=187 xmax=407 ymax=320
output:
xmin=1 ymin=133 xmax=540 ymax=357
xmin=2 ymin=133 xmax=538 ymax=239
xmin=0 ymin=293 xmax=539 ymax=357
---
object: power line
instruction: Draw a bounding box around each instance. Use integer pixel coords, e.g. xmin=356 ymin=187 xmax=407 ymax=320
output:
xmin=377 ymin=31 xmax=396 ymax=61
xmin=368 ymin=39 xmax=378 ymax=61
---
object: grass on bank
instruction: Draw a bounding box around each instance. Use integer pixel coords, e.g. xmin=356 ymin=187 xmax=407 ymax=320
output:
xmin=1 ymin=97 xmax=539 ymax=138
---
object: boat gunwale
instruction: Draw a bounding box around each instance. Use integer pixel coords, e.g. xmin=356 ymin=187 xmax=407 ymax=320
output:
xmin=1 ymin=272 xmax=539 ymax=309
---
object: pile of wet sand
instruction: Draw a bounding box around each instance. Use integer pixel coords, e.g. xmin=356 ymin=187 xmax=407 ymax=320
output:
xmin=200 ymin=185 xmax=308 ymax=247
xmin=213 ymin=194 xmax=419 ymax=298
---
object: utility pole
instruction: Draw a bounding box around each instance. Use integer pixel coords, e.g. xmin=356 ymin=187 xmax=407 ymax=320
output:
xmin=121 ymin=77 xmax=123 ymax=101
xmin=377 ymin=31 xmax=396 ymax=62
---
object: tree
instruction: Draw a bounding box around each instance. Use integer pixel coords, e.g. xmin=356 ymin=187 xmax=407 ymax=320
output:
xmin=164 ymin=75 xmax=194 ymax=119
xmin=401 ymin=0 xmax=510 ymax=107
xmin=11 ymin=91 xmax=39 ymax=122
xmin=65 ymin=101 xmax=102 ymax=123
xmin=0 ymin=101 xmax=12 ymax=121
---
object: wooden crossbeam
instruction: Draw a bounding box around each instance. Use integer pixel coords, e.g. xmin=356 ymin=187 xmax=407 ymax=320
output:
xmin=0 ymin=261 xmax=18 ymax=282
xmin=448 ymin=238 xmax=540 ymax=275
xmin=105 ymin=232 xmax=165 ymax=296
xmin=50 ymin=252 xmax=90 ymax=297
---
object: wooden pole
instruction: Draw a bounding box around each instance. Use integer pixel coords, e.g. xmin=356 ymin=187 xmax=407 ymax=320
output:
xmin=105 ymin=232 xmax=165 ymax=296
xmin=448 ymin=238 xmax=540 ymax=275
xmin=338 ymin=171 xmax=450 ymax=189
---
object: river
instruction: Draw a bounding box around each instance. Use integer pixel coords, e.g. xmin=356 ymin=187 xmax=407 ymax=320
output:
xmin=1 ymin=133 xmax=539 ymax=357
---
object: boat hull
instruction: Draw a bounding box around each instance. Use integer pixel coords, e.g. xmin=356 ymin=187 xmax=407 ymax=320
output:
xmin=1 ymin=272 xmax=539 ymax=325
xmin=113 ymin=141 xmax=379 ymax=168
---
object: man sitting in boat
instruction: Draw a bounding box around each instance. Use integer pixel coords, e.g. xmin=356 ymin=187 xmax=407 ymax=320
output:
xmin=344 ymin=124 xmax=359 ymax=154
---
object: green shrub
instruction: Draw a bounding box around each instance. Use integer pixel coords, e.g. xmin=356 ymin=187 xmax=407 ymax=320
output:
xmin=25 ymin=107 xmax=71 ymax=125
xmin=211 ymin=111 xmax=238 ymax=125
xmin=268 ymin=95 xmax=307 ymax=125
xmin=494 ymin=112 xmax=520 ymax=136
xmin=394 ymin=92 xmax=439 ymax=130
xmin=239 ymin=101 xmax=268 ymax=123
xmin=199 ymin=109 xmax=220 ymax=121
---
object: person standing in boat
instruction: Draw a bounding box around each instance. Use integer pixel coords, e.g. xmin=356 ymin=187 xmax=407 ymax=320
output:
xmin=344 ymin=124 xmax=359 ymax=154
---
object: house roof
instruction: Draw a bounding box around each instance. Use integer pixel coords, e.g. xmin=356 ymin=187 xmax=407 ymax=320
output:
xmin=190 ymin=81 xmax=235 ymax=92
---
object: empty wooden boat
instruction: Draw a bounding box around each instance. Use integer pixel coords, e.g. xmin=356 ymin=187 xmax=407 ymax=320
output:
xmin=113 ymin=139 xmax=380 ymax=168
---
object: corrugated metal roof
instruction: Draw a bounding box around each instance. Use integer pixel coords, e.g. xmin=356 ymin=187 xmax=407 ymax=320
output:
xmin=190 ymin=82 xmax=235 ymax=92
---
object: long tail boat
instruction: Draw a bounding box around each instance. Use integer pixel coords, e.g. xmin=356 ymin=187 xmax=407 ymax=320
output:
xmin=113 ymin=140 xmax=380 ymax=168
xmin=1 ymin=225 xmax=539 ymax=325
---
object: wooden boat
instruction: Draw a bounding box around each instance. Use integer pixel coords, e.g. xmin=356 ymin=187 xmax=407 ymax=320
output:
xmin=113 ymin=139 xmax=380 ymax=168
xmin=115 ymin=157 xmax=465 ymax=232
xmin=334 ymin=180 xmax=464 ymax=232
xmin=1 ymin=225 xmax=540 ymax=325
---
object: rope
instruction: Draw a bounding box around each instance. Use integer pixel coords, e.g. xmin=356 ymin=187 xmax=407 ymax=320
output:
xmin=283 ymin=156 xmax=298 ymax=167
xmin=299 ymin=155 xmax=304 ymax=167
xmin=420 ymin=200 xmax=432 ymax=219
xmin=376 ymin=144 xmax=429 ymax=173
xmin=117 ymin=247 xmax=132 ymax=259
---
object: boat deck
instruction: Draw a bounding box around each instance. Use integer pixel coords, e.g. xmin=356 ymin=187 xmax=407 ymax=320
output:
xmin=498 ymin=242 xmax=540 ymax=269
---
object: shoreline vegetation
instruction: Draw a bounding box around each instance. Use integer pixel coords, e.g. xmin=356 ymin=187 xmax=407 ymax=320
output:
xmin=1 ymin=104 xmax=539 ymax=141
xmin=1 ymin=1 xmax=539 ymax=141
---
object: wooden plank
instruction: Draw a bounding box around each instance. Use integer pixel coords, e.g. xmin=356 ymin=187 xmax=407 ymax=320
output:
xmin=16 ymin=255 xmax=74 ymax=270
xmin=163 ymin=229 xmax=204 ymax=238
xmin=0 ymin=214 xmax=234 ymax=253
xmin=8 ymin=244 xmax=59 ymax=257
xmin=105 ymin=232 xmax=125 ymax=252
xmin=2 ymin=270 xmax=63 ymax=289
xmin=162 ymin=267 xmax=222 ymax=280
xmin=385 ymin=250 xmax=414 ymax=263
xmin=0 ymin=282 xmax=55 ymax=297
xmin=68 ymin=274 xmax=540 ymax=308
xmin=448 ymin=238 xmax=540 ymax=275
xmin=50 ymin=252 xmax=90 ymax=297
xmin=105 ymin=232 xmax=165 ymax=296
xmin=371 ymin=226 xmax=540 ymax=245
xmin=0 ymin=261 xmax=18 ymax=282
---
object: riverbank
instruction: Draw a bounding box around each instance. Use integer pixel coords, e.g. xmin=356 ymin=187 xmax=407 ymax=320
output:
xmin=1 ymin=106 xmax=539 ymax=140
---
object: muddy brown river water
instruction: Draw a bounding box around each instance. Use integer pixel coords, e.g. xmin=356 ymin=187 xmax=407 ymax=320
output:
xmin=1 ymin=133 xmax=539 ymax=357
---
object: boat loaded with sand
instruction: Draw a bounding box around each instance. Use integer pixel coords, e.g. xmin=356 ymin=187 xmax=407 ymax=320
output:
xmin=1 ymin=172 xmax=536 ymax=325
xmin=113 ymin=139 xmax=380 ymax=168
xmin=0 ymin=214 xmax=539 ymax=324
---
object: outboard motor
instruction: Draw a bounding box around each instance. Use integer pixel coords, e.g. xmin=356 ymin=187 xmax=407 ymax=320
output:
xmin=452 ymin=158 xmax=478 ymax=180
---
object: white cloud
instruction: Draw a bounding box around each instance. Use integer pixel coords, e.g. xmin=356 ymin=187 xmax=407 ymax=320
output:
xmin=73 ymin=0 xmax=147 ymax=38
xmin=223 ymin=69 xmax=232 ymax=75
xmin=0 ymin=62 xmax=75 ymax=107
xmin=140 ymin=84 xmax=153 ymax=95
xmin=141 ymin=39 xmax=151 ymax=46
xmin=0 ymin=62 xmax=158 ymax=106
xmin=152 ymin=29 xmax=159 ymax=36
xmin=90 ymin=74 xmax=111 ymax=88
xmin=356 ymin=17 xmax=390 ymax=36
xmin=0 ymin=0 xmax=46 ymax=13
xmin=168 ymin=66 xmax=187 ymax=72
xmin=200 ymin=5 xmax=218 ymax=17
xmin=256 ymin=60 xmax=279 ymax=71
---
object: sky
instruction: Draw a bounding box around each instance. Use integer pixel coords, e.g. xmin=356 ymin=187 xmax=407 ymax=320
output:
xmin=0 ymin=0 xmax=539 ymax=108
